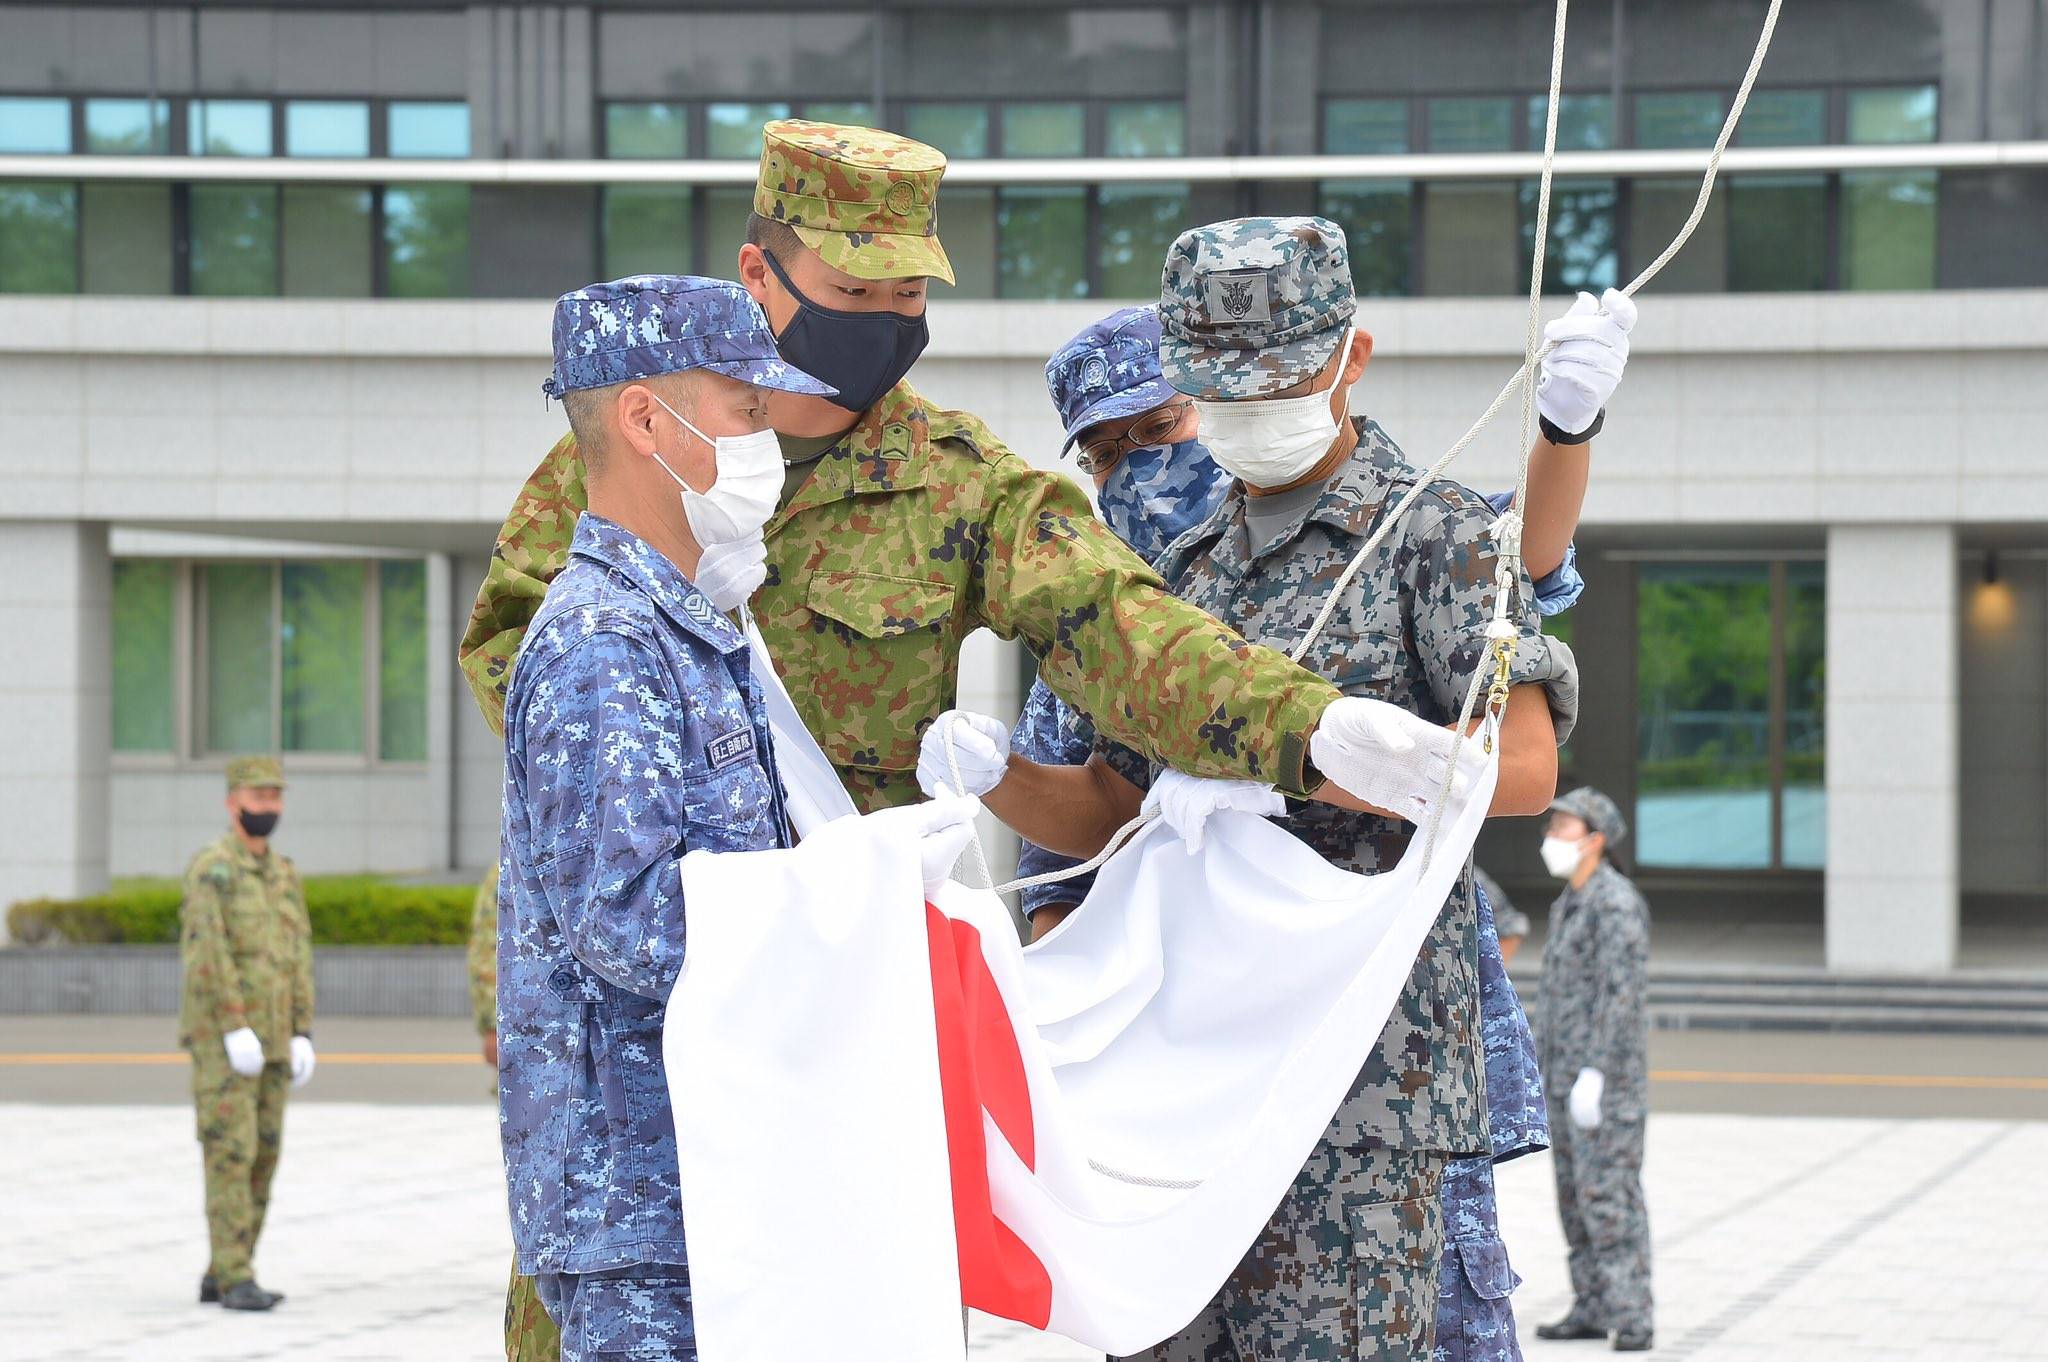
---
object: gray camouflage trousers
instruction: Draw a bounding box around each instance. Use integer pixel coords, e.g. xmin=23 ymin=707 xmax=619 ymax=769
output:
xmin=1117 ymin=1144 xmax=1448 ymax=1361
xmin=1548 ymin=1107 xmax=1652 ymax=1333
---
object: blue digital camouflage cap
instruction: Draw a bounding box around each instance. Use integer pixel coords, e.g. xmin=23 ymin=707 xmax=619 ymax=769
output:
xmin=1157 ymin=216 xmax=1356 ymax=400
xmin=1044 ymin=306 xmax=1181 ymax=454
xmin=542 ymin=274 xmax=835 ymax=400
xmin=1550 ymin=785 xmax=1628 ymax=847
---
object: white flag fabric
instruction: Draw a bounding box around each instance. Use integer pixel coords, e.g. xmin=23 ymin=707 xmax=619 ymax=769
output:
xmin=667 ymin=696 xmax=1497 ymax=1361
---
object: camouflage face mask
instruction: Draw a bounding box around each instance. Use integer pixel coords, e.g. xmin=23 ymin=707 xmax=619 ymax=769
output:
xmin=1095 ymin=438 xmax=1230 ymax=567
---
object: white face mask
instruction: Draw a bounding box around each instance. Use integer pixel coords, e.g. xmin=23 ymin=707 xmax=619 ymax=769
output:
xmin=1541 ymin=835 xmax=1588 ymax=879
xmin=1191 ymin=326 xmax=1354 ymax=488
xmin=650 ymin=393 xmax=782 ymax=546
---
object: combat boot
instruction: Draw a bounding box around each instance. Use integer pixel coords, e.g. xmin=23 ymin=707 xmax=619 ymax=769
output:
xmin=198 ymin=1273 xmax=219 ymax=1304
xmin=220 ymin=1280 xmax=283 ymax=1311
xmin=1536 ymin=1315 xmax=1608 ymax=1341
xmin=1613 ymin=1329 xmax=1653 ymax=1351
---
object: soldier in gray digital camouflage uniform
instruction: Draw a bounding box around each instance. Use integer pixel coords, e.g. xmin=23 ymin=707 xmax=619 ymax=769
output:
xmin=1532 ymin=787 xmax=1653 ymax=1353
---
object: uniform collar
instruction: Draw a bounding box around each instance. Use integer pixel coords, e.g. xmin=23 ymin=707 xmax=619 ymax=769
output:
xmin=568 ymin=512 xmax=746 ymax=655
xmin=766 ymin=379 xmax=935 ymax=534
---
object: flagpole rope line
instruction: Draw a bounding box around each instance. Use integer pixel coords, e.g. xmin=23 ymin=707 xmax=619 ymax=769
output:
xmin=944 ymin=0 xmax=1785 ymax=897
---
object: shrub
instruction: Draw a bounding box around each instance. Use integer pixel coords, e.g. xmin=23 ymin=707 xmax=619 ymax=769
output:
xmin=7 ymin=877 xmax=476 ymax=947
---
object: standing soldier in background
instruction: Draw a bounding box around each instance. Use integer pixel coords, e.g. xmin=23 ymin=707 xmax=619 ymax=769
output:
xmin=466 ymin=864 xmax=500 ymax=1069
xmin=1534 ymin=787 xmax=1654 ymax=1353
xmin=177 ymin=756 xmax=316 ymax=1313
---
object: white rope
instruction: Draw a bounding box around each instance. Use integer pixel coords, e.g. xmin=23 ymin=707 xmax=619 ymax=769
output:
xmin=944 ymin=0 xmax=1785 ymax=895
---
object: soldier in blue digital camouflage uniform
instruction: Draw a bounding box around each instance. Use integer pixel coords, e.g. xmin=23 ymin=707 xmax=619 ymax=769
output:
xmin=497 ymin=274 xmax=978 ymax=1362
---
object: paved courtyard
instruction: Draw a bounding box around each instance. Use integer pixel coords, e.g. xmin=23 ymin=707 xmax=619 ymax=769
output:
xmin=5 ymin=1099 xmax=2044 ymax=1361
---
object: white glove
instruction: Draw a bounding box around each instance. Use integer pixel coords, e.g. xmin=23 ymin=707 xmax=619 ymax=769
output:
xmin=866 ymin=793 xmax=985 ymax=898
xmin=222 ymin=1027 xmax=264 ymax=1078
xmin=693 ymin=534 xmax=768 ymax=612
xmin=1537 ymin=288 xmax=1636 ymax=438
xmin=916 ymin=710 xmax=1012 ymax=800
xmin=1309 ymin=696 xmax=1466 ymax=822
xmin=289 ymin=1035 xmax=317 ymax=1089
xmin=1142 ymin=770 xmax=1286 ymax=854
xmin=1569 ymin=1066 xmax=1605 ymax=1131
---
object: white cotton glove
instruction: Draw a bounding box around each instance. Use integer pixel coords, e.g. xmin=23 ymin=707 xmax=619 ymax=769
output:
xmin=866 ymin=793 xmax=985 ymax=898
xmin=1142 ymin=770 xmax=1287 ymax=854
xmin=289 ymin=1035 xmax=317 ymax=1089
xmin=916 ymin=710 xmax=1012 ymax=800
xmin=1309 ymin=696 xmax=1466 ymax=822
xmin=222 ymin=1027 xmax=264 ymax=1078
xmin=1569 ymin=1066 xmax=1605 ymax=1131
xmin=693 ymin=534 xmax=768 ymax=613
xmin=1537 ymin=288 xmax=1637 ymax=438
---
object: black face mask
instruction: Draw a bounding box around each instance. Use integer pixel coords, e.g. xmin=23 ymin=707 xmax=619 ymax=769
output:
xmin=238 ymin=809 xmax=280 ymax=839
xmin=763 ymin=252 xmax=929 ymax=414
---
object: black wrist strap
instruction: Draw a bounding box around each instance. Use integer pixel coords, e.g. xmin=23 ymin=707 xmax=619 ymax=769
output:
xmin=1540 ymin=408 xmax=1604 ymax=446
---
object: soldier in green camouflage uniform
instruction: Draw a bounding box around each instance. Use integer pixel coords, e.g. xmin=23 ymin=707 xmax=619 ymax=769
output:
xmin=467 ymin=863 xmax=499 ymax=1066
xmin=178 ymin=756 xmax=315 ymax=1313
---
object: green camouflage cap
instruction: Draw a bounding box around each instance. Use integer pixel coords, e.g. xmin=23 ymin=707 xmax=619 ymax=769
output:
xmin=1158 ymin=216 xmax=1356 ymax=399
xmin=226 ymin=756 xmax=285 ymax=790
xmin=1549 ymin=785 xmax=1627 ymax=847
xmin=754 ymin=119 xmax=955 ymax=285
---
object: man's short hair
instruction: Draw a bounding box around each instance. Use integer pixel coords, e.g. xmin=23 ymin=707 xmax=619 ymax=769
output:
xmin=562 ymin=372 xmax=698 ymax=472
xmin=745 ymin=213 xmax=804 ymax=266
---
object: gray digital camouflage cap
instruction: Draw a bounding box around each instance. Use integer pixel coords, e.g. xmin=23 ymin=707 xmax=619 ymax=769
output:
xmin=1550 ymin=785 xmax=1628 ymax=847
xmin=542 ymin=274 xmax=835 ymax=400
xmin=1157 ymin=216 xmax=1356 ymax=400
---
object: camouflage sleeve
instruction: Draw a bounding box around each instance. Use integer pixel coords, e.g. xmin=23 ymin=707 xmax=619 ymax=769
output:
xmin=460 ymin=433 xmax=587 ymax=738
xmin=1404 ymin=488 xmax=1579 ymax=743
xmin=179 ymin=861 xmax=248 ymax=1035
xmin=1010 ymin=678 xmax=1092 ymax=917
xmin=286 ymin=864 xmax=314 ymax=1036
xmin=972 ymin=457 xmax=1338 ymax=797
xmin=1482 ymin=489 xmax=1584 ymax=617
xmin=467 ymin=864 xmax=500 ymax=1036
xmin=1588 ymin=890 xmax=1651 ymax=1079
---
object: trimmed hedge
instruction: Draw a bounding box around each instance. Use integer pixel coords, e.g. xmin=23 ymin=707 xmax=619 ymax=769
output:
xmin=7 ymin=876 xmax=476 ymax=947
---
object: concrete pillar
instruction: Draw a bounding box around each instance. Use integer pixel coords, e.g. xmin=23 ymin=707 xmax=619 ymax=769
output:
xmin=1825 ymin=525 xmax=1958 ymax=973
xmin=956 ymin=629 xmax=1027 ymax=893
xmin=0 ymin=522 xmax=112 ymax=915
xmin=425 ymin=551 xmax=456 ymax=873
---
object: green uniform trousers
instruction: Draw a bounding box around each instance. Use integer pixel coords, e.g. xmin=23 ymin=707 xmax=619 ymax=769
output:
xmin=192 ymin=1052 xmax=290 ymax=1285
xmin=506 ymin=1261 xmax=562 ymax=1361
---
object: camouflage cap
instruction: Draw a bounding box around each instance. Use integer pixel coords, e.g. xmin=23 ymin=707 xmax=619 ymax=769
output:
xmin=542 ymin=275 xmax=835 ymax=400
xmin=1044 ymin=306 xmax=1180 ymax=454
xmin=754 ymin=119 xmax=955 ymax=285
xmin=1158 ymin=216 xmax=1356 ymax=400
xmin=226 ymin=756 xmax=285 ymax=790
xmin=1549 ymin=785 xmax=1627 ymax=847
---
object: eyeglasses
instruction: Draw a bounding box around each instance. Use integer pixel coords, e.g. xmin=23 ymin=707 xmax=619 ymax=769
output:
xmin=1074 ymin=399 xmax=1194 ymax=475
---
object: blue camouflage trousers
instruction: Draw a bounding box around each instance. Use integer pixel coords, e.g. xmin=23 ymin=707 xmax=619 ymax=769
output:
xmin=535 ymin=1267 xmax=695 ymax=1362
xmin=1118 ymin=1143 xmax=1447 ymax=1361
xmin=1431 ymin=1158 xmax=1524 ymax=1362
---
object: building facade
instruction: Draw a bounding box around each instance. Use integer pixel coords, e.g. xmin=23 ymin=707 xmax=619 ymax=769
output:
xmin=3 ymin=0 xmax=2044 ymax=972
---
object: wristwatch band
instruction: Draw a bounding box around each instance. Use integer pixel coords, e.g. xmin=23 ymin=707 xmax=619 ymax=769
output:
xmin=1539 ymin=408 xmax=1604 ymax=446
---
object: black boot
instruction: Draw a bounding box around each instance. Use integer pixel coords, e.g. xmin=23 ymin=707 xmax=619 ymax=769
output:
xmin=1536 ymin=1316 xmax=1608 ymax=1342
xmin=220 ymin=1280 xmax=282 ymax=1311
xmin=1613 ymin=1329 xmax=1653 ymax=1352
xmin=198 ymin=1273 xmax=219 ymax=1304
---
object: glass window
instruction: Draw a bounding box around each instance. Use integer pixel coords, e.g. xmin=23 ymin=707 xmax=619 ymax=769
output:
xmin=1422 ymin=182 xmax=1519 ymax=295
xmin=1097 ymin=183 xmax=1186 ymax=298
xmin=1104 ymin=101 xmax=1184 ymax=157
xmin=1738 ymin=90 xmax=1826 ymax=147
xmin=706 ymin=103 xmax=791 ymax=160
xmin=801 ymin=101 xmax=875 ymax=127
xmin=1520 ymin=179 xmax=1618 ymax=293
xmin=383 ymin=185 xmax=469 ymax=297
xmin=1428 ymin=98 xmax=1511 ymax=152
xmin=703 ymin=187 xmax=754 ymax=269
xmin=205 ymin=563 xmax=275 ymax=755
xmin=190 ymin=185 xmax=279 ymax=296
xmin=113 ymin=561 xmax=176 ymax=753
xmin=188 ymin=100 xmax=273 ymax=157
xmin=1637 ymin=563 xmax=1774 ymax=868
xmin=936 ymin=187 xmax=996 ymax=298
xmin=1782 ymin=562 xmax=1825 ymax=869
xmin=282 ymin=186 xmax=373 ymax=297
xmin=0 ymin=96 xmax=73 ymax=154
xmin=1527 ymin=93 xmax=1614 ymax=151
xmin=1001 ymin=103 xmax=1084 ymax=157
xmin=85 ymin=98 xmax=169 ymax=154
xmin=998 ymin=187 xmax=1086 ymax=298
xmin=1323 ymin=99 xmax=1408 ymax=154
xmin=1634 ymin=92 xmax=1723 ymax=149
xmin=606 ymin=102 xmax=689 ymax=159
xmin=604 ymin=186 xmax=694 ymax=279
xmin=82 ymin=184 xmax=172 ymax=294
xmin=282 ymin=562 xmax=365 ymax=753
xmin=1320 ymin=180 xmax=1411 ymax=297
xmin=0 ymin=183 xmax=78 ymax=293
xmin=389 ymin=101 xmax=470 ymax=158
xmin=1728 ymin=176 xmax=1827 ymax=291
xmin=1846 ymin=86 xmax=1938 ymax=145
xmin=1630 ymin=181 xmax=1726 ymax=292
xmin=286 ymin=101 xmax=371 ymax=157
xmin=904 ymin=103 xmax=989 ymax=159
xmin=1841 ymin=170 xmax=1936 ymax=290
xmin=377 ymin=561 xmax=427 ymax=762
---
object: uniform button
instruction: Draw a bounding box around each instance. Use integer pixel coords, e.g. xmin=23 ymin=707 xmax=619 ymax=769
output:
xmin=548 ymin=966 xmax=576 ymax=997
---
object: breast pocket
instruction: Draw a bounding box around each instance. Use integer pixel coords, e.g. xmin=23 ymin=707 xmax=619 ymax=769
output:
xmin=679 ymin=760 xmax=775 ymax=854
xmin=802 ymin=570 xmax=961 ymax=774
